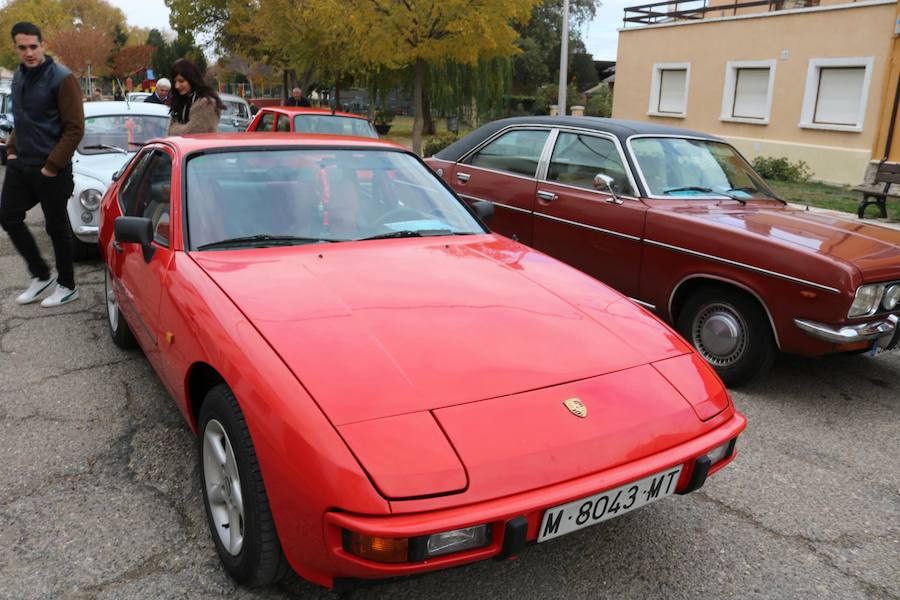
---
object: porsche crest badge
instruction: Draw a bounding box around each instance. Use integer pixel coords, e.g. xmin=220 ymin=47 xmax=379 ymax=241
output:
xmin=564 ymin=398 xmax=587 ymax=418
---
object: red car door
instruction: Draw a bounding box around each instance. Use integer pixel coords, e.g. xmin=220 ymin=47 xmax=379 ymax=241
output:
xmin=111 ymin=148 xmax=176 ymax=371
xmin=452 ymin=128 xmax=551 ymax=245
xmin=532 ymin=130 xmax=647 ymax=299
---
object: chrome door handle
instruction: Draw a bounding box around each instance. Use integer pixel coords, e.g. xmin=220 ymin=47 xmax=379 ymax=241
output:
xmin=113 ymin=241 xmax=123 ymax=253
xmin=456 ymin=172 xmax=471 ymax=183
xmin=537 ymin=190 xmax=558 ymax=202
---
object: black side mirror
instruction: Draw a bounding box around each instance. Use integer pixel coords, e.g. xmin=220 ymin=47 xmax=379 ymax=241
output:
xmin=115 ymin=216 xmax=155 ymax=262
xmin=472 ymin=200 xmax=494 ymax=223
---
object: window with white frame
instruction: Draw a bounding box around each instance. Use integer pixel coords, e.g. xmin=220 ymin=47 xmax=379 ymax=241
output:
xmin=649 ymin=63 xmax=690 ymax=117
xmin=800 ymin=57 xmax=874 ymax=132
xmin=720 ymin=60 xmax=776 ymax=124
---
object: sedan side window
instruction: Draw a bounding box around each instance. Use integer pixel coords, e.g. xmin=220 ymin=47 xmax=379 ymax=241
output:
xmin=548 ymin=133 xmax=634 ymax=196
xmin=466 ymin=129 xmax=549 ymax=177
xmin=118 ymin=150 xmax=154 ymax=215
xmin=123 ymin=152 xmax=174 ymax=246
xmin=276 ymin=115 xmax=291 ymax=132
xmin=258 ymin=112 xmax=275 ymax=132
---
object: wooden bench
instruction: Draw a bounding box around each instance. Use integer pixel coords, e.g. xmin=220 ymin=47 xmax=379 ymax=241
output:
xmin=857 ymin=161 xmax=900 ymax=219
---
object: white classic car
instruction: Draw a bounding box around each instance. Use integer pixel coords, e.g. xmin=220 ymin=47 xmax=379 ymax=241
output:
xmin=69 ymin=101 xmax=170 ymax=258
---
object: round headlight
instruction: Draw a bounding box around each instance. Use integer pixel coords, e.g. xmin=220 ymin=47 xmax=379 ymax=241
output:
xmin=79 ymin=188 xmax=103 ymax=211
xmin=883 ymin=284 xmax=900 ymax=311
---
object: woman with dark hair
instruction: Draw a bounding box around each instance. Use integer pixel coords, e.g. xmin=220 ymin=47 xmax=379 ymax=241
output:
xmin=167 ymin=58 xmax=224 ymax=135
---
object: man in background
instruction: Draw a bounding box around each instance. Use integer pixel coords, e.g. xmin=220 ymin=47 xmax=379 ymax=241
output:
xmin=0 ymin=21 xmax=84 ymax=307
xmin=145 ymin=78 xmax=171 ymax=105
xmin=286 ymin=87 xmax=311 ymax=107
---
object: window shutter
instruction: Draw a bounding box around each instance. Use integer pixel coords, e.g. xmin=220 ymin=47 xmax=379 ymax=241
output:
xmin=658 ymin=69 xmax=687 ymax=114
xmin=732 ymin=68 xmax=769 ymax=119
xmin=814 ymin=67 xmax=865 ymax=126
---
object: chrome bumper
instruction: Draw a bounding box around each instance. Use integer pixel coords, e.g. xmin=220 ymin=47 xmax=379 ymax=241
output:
xmin=794 ymin=314 xmax=898 ymax=345
xmin=74 ymin=225 xmax=98 ymax=236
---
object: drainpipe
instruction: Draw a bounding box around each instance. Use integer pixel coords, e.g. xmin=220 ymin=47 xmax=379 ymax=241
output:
xmin=883 ymin=71 xmax=900 ymax=161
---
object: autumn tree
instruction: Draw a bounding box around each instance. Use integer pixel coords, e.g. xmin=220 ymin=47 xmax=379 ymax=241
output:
xmin=111 ymin=44 xmax=154 ymax=79
xmin=48 ymin=27 xmax=114 ymax=80
xmin=0 ymin=0 xmax=70 ymax=68
xmin=349 ymin=0 xmax=541 ymax=155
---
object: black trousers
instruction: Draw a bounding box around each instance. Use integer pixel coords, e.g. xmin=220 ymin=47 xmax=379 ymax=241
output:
xmin=0 ymin=162 xmax=76 ymax=289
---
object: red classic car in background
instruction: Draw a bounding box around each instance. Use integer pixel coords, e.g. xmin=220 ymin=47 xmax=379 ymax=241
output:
xmin=246 ymin=105 xmax=378 ymax=138
xmin=100 ymin=133 xmax=745 ymax=589
xmin=427 ymin=117 xmax=900 ymax=386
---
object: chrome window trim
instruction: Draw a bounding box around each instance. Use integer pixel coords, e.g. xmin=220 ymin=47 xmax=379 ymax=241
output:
xmin=455 ymin=163 xmax=542 ymax=184
xmin=668 ymin=273 xmax=783 ymax=350
xmin=535 ymin=129 xmax=560 ymax=181
xmin=534 ymin=212 xmax=642 ymax=241
xmin=542 ymin=127 xmax=641 ymax=199
xmin=458 ymin=193 xmax=532 ymax=215
xmin=648 ymin=239 xmax=840 ymax=294
xmin=428 ymin=157 xmax=456 ymax=166
xmin=459 ymin=126 xmax=554 ymax=179
xmin=625 ymin=134 xmax=772 ymax=201
xmin=539 ymin=179 xmax=640 ymax=203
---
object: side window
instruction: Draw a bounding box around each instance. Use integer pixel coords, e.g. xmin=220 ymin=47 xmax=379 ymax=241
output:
xmin=548 ymin=132 xmax=634 ymax=196
xmin=258 ymin=112 xmax=275 ymax=132
xmin=465 ymin=129 xmax=549 ymax=177
xmin=123 ymin=151 xmax=174 ymax=246
xmin=276 ymin=114 xmax=291 ymax=132
xmin=118 ymin=150 xmax=154 ymax=215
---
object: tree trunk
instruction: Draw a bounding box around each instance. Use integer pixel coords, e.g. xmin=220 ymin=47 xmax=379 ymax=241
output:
xmin=412 ymin=58 xmax=425 ymax=155
xmin=334 ymin=70 xmax=341 ymax=112
xmin=282 ymin=69 xmax=289 ymax=103
xmin=423 ymin=91 xmax=435 ymax=136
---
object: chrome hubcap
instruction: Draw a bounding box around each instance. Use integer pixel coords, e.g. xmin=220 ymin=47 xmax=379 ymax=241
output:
xmin=203 ymin=419 xmax=245 ymax=556
xmin=692 ymin=304 xmax=747 ymax=367
xmin=105 ymin=269 xmax=118 ymax=331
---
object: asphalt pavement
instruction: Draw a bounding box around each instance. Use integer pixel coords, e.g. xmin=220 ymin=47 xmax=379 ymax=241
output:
xmin=0 ymin=164 xmax=898 ymax=600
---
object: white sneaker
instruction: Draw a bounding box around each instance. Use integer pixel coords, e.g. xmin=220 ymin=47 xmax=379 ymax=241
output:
xmin=15 ymin=274 xmax=57 ymax=304
xmin=40 ymin=284 xmax=80 ymax=308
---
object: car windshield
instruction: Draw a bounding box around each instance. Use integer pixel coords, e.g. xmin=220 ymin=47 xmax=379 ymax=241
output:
xmin=222 ymin=100 xmax=249 ymax=120
xmin=186 ymin=149 xmax=484 ymax=250
xmin=630 ymin=137 xmax=775 ymax=199
xmin=79 ymin=115 xmax=169 ymax=155
xmin=293 ymin=115 xmax=377 ymax=138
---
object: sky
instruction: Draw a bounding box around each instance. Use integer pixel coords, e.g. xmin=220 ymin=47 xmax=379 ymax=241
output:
xmin=106 ymin=0 xmax=625 ymax=62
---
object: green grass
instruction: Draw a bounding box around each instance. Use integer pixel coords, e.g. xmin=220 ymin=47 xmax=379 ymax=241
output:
xmin=379 ymin=115 xmax=471 ymax=151
xmin=765 ymin=180 xmax=900 ymax=222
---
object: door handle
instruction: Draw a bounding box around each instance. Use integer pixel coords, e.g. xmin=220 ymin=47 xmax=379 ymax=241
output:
xmin=537 ymin=190 xmax=558 ymax=203
xmin=456 ymin=172 xmax=471 ymax=183
xmin=113 ymin=241 xmax=123 ymax=253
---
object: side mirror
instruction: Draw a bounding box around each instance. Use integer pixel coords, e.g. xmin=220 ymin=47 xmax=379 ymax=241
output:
xmin=115 ymin=216 xmax=155 ymax=262
xmin=472 ymin=200 xmax=494 ymax=223
xmin=594 ymin=173 xmax=623 ymax=205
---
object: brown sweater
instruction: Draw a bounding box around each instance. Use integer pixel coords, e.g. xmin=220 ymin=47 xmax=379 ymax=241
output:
xmin=167 ymin=96 xmax=221 ymax=135
xmin=6 ymin=73 xmax=85 ymax=173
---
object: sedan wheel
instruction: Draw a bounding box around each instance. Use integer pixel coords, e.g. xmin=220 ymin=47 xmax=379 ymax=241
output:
xmin=199 ymin=384 xmax=288 ymax=586
xmin=105 ymin=268 xmax=136 ymax=349
xmin=677 ymin=286 xmax=776 ymax=387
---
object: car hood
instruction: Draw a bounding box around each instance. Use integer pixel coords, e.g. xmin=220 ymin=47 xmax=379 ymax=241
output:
xmin=192 ymin=235 xmax=692 ymax=426
xmin=73 ymin=152 xmax=134 ymax=185
xmin=658 ymin=203 xmax=900 ymax=281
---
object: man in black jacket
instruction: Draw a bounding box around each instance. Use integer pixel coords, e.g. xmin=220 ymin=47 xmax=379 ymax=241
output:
xmin=0 ymin=21 xmax=84 ymax=307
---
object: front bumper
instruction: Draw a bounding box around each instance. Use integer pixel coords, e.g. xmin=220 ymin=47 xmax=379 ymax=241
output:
xmin=794 ymin=314 xmax=898 ymax=348
xmin=319 ymin=411 xmax=746 ymax=584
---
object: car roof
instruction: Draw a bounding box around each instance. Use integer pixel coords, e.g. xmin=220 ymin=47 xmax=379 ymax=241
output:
xmin=219 ymin=93 xmax=249 ymax=104
xmin=258 ymin=106 xmax=369 ymax=120
xmin=154 ymin=132 xmax=406 ymax=153
xmin=83 ymin=101 xmax=171 ymax=117
xmin=434 ymin=116 xmax=721 ymax=162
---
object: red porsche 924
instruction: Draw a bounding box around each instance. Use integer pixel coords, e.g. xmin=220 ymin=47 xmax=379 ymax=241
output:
xmin=100 ymin=133 xmax=746 ymax=589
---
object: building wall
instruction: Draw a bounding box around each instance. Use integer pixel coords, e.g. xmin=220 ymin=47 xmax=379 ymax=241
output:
xmin=612 ymin=0 xmax=896 ymax=184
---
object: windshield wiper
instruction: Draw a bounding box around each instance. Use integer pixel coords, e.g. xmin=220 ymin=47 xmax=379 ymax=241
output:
xmin=196 ymin=235 xmax=337 ymax=250
xmin=728 ymin=186 xmax=787 ymax=206
xmin=663 ymin=186 xmax=745 ymax=205
xmin=358 ymin=229 xmax=461 ymax=241
xmin=83 ymin=143 xmax=128 ymax=154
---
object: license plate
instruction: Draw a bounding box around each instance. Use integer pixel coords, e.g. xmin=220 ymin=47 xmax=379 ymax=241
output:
xmin=537 ymin=465 xmax=683 ymax=542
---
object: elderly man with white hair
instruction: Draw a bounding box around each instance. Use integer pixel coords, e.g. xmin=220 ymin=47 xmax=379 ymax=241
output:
xmin=144 ymin=78 xmax=171 ymax=105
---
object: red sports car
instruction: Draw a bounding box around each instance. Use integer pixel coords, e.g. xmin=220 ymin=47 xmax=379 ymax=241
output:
xmin=246 ymin=105 xmax=378 ymax=138
xmin=100 ymin=133 xmax=746 ymax=589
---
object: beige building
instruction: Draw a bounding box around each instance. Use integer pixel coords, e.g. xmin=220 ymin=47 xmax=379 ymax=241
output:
xmin=612 ymin=0 xmax=900 ymax=185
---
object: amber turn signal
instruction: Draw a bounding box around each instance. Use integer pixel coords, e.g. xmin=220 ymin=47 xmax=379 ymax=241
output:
xmin=345 ymin=532 xmax=409 ymax=563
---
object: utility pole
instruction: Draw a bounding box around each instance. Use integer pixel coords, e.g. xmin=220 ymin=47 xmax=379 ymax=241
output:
xmin=557 ymin=0 xmax=570 ymax=115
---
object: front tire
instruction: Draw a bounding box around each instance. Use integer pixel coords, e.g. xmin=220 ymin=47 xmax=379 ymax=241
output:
xmin=199 ymin=384 xmax=288 ymax=587
xmin=677 ymin=286 xmax=776 ymax=387
xmin=105 ymin=268 xmax=136 ymax=349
